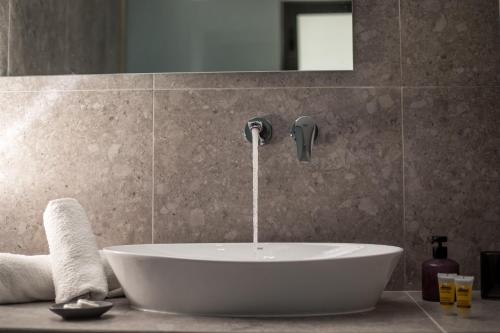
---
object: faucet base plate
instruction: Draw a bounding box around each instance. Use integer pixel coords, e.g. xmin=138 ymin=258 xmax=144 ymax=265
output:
xmin=244 ymin=117 xmax=273 ymax=145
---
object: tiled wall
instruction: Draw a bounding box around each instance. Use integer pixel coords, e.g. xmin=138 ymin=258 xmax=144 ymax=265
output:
xmin=0 ymin=0 xmax=498 ymax=290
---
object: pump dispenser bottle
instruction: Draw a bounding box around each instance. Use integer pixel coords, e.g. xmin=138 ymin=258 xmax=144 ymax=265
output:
xmin=422 ymin=236 xmax=459 ymax=301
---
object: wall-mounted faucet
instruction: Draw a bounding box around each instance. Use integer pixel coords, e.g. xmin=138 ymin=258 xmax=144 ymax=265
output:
xmin=244 ymin=117 xmax=273 ymax=145
xmin=290 ymin=116 xmax=318 ymax=162
xmin=244 ymin=117 xmax=273 ymax=243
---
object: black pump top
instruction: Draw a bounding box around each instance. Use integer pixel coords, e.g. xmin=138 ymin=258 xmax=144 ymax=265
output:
xmin=432 ymin=236 xmax=448 ymax=259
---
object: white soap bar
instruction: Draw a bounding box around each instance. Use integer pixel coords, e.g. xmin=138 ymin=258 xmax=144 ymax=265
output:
xmin=77 ymin=299 xmax=100 ymax=308
xmin=63 ymin=303 xmax=81 ymax=309
xmin=62 ymin=299 xmax=100 ymax=309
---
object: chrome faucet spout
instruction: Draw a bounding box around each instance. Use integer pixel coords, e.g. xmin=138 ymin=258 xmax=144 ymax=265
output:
xmin=244 ymin=117 xmax=273 ymax=146
xmin=290 ymin=116 xmax=318 ymax=162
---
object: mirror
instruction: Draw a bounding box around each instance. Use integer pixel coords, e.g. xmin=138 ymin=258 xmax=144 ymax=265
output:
xmin=126 ymin=0 xmax=353 ymax=73
xmin=9 ymin=0 xmax=353 ymax=76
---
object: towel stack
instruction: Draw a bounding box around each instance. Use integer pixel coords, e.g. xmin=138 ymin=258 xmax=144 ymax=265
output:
xmin=0 ymin=198 xmax=123 ymax=304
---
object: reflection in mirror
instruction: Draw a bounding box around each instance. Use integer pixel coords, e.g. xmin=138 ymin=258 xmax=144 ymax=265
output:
xmin=8 ymin=0 xmax=353 ymax=76
xmin=126 ymin=0 xmax=353 ymax=73
xmin=282 ymin=1 xmax=353 ymax=70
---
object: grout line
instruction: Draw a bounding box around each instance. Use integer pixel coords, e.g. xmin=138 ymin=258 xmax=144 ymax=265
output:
xmin=400 ymin=85 xmax=500 ymax=88
xmin=0 ymin=85 xmax=497 ymax=94
xmin=397 ymin=0 xmax=407 ymax=285
xmin=401 ymin=87 xmax=407 ymax=288
xmin=0 ymin=86 xmax=397 ymax=94
xmin=406 ymin=292 xmax=448 ymax=333
xmin=6 ymin=0 xmax=11 ymax=76
xmin=398 ymin=0 xmax=404 ymax=85
xmin=0 ymin=88 xmax=153 ymax=93
xmin=152 ymin=85 xmax=401 ymax=91
xmin=152 ymin=85 xmax=499 ymax=91
xmin=151 ymin=76 xmax=155 ymax=244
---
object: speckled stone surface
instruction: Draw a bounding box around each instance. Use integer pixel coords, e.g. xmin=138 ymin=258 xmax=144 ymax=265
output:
xmin=8 ymin=0 xmax=123 ymax=76
xmin=0 ymin=292 xmax=443 ymax=333
xmin=404 ymin=87 xmax=500 ymax=289
xmin=401 ymin=0 xmax=500 ymax=86
xmin=154 ymin=0 xmax=401 ymax=89
xmin=0 ymin=90 xmax=153 ymax=254
xmin=0 ymin=0 xmax=8 ymax=76
xmin=153 ymin=87 xmax=404 ymax=289
xmin=409 ymin=291 xmax=500 ymax=333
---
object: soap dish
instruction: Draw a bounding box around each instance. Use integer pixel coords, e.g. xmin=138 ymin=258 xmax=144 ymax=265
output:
xmin=49 ymin=301 xmax=113 ymax=320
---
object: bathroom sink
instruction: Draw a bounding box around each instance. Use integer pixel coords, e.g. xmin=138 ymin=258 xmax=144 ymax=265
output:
xmin=104 ymin=243 xmax=402 ymax=317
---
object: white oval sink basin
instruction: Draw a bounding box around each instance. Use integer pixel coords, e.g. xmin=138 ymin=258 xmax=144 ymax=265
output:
xmin=104 ymin=243 xmax=402 ymax=317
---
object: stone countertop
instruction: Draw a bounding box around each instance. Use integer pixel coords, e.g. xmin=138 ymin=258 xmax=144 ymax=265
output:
xmin=0 ymin=292 xmax=498 ymax=333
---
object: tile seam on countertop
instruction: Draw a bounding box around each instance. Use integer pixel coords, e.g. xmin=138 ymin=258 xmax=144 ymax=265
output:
xmin=406 ymin=291 xmax=448 ymax=333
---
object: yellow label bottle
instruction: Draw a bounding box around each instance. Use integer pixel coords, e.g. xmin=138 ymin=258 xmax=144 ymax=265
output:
xmin=437 ymin=273 xmax=457 ymax=315
xmin=455 ymin=276 xmax=474 ymax=318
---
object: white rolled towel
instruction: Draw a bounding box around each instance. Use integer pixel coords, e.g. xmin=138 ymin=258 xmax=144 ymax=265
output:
xmin=0 ymin=254 xmax=54 ymax=304
xmin=43 ymin=198 xmax=108 ymax=303
xmin=0 ymin=252 xmax=123 ymax=304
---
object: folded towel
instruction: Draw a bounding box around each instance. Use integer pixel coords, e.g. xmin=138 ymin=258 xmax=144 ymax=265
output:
xmin=0 ymin=252 xmax=122 ymax=304
xmin=43 ymin=198 xmax=108 ymax=303
xmin=0 ymin=251 xmax=122 ymax=304
xmin=0 ymin=254 xmax=54 ymax=304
